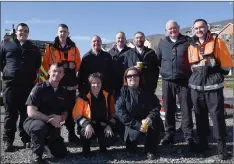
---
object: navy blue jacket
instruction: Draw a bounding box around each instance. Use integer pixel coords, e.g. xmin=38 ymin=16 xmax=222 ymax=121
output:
xmin=156 ymin=34 xmax=191 ymax=81
xmin=115 ymin=86 xmax=161 ymax=141
xmin=78 ymin=50 xmax=113 ymax=95
xmin=0 ymin=39 xmax=41 ymax=86
xmin=122 ymin=47 xmax=160 ymax=93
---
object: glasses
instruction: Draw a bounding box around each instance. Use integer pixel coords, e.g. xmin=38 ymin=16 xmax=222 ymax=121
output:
xmin=126 ymin=74 xmax=139 ymax=79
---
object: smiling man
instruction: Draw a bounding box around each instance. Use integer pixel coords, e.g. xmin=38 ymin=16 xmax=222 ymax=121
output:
xmin=0 ymin=23 xmax=42 ymax=152
xmin=78 ymin=35 xmax=114 ymax=96
xmin=156 ymin=20 xmax=195 ymax=151
xmin=42 ymin=24 xmax=81 ymax=144
xmin=23 ymin=62 xmax=70 ymax=163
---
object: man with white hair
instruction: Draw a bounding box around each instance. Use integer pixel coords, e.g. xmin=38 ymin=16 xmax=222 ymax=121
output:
xmin=156 ymin=20 xmax=195 ymax=151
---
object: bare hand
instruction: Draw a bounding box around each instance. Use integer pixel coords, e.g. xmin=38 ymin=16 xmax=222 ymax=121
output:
xmin=104 ymin=125 xmax=114 ymax=138
xmin=48 ymin=115 xmax=62 ymax=128
xmin=85 ymin=124 xmax=94 ymax=139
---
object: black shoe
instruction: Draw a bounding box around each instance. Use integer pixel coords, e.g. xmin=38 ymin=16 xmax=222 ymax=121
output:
xmin=31 ymin=153 xmax=44 ymax=164
xmin=197 ymin=138 xmax=209 ymax=153
xmin=217 ymin=140 xmax=229 ymax=160
xmin=68 ymin=132 xmax=80 ymax=143
xmin=3 ymin=142 xmax=13 ymax=152
xmin=146 ymin=152 xmax=158 ymax=160
xmin=161 ymin=134 xmax=174 ymax=145
xmin=126 ymin=141 xmax=137 ymax=153
xmin=99 ymin=146 xmax=107 ymax=153
xmin=82 ymin=144 xmax=91 ymax=157
xmin=186 ymin=139 xmax=197 ymax=152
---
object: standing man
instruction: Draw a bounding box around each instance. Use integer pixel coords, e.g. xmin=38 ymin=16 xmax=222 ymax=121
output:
xmin=156 ymin=20 xmax=195 ymax=151
xmin=23 ymin=62 xmax=70 ymax=163
xmin=108 ymin=32 xmax=131 ymax=97
xmin=122 ymin=31 xmax=160 ymax=94
xmin=78 ymin=35 xmax=113 ymax=95
xmin=42 ymin=24 xmax=81 ymax=143
xmin=188 ymin=19 xmax=233 ymax=160
xmin=0 ymin=23 xmax=42 ymax=152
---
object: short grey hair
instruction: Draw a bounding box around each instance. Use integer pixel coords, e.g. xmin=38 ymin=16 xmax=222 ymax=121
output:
xmin=166 ymin=20 xmax=180 ymax=29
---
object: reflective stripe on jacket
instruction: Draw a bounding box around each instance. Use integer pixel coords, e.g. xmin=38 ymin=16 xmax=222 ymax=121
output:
xmin=188 ymin=33 xmax=233 ymax=91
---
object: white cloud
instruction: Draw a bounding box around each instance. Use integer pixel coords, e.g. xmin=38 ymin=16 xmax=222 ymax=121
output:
xmin=71 ymin=35 xmax=113 ymax=43
xmin=4 ymin=18 xmax=62 ymax=24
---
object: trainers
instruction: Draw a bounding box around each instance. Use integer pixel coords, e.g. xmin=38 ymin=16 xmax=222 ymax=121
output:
xmin=3 ymin=142 xmax=13 ymax=152
xmin=217 ymin=140 xmax=229 ymax=160
xmin=146 ymin=152 xmax=158 ymax=160
xmin=31 ymin=153 xmax=44 ymax=164
xmin=160 ymin=134 xmax=174 ymax=145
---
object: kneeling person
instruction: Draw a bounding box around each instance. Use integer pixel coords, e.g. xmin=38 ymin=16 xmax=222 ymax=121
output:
xmin=23 ymin=62 xmax=70 ymax=163
xmin=73 ymin=73 xmax=116 ymax=156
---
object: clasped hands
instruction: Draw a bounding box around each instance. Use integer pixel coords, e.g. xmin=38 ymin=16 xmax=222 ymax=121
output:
xmin=47 ymin=114 xmax=62 ymax=128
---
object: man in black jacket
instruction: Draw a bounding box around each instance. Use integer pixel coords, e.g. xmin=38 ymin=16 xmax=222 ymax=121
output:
xmin=122 ymin=31 xmax=160 ymax=94
xmin=156 ymin=20 xmax=195 ymax=151
xmin=78 ymin=35 xmax=113 ymax=95
xmin=108 ymin=32 xmax=131 ymax=97
xmin=0 ymin=23 xmax=42 ymax=152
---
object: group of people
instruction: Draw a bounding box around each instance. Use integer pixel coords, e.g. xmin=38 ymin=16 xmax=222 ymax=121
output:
xmin=0 ymin=18 xmax=233 ymax=164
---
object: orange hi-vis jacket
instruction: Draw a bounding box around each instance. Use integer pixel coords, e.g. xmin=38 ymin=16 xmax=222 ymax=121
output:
xmin=188 ymin=33 xmax=233 ymax=91
xmin=72 ymin=90 xmax=115 ymax=125
xmin=41 ymin=39 xmax=81 ymax=80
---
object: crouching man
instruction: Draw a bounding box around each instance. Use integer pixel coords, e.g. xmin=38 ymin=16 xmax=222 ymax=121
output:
xmin=23 ymin=62 xmax=71 ymax=163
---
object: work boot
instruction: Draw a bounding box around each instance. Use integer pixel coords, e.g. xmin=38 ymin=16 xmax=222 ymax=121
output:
xmin=126 ymin=140 xmax=137 ymax=153
xmin=160 ymin=134 xmax=174 ymax=145
xmin=3 ymin=141 xmax=13 ymax=152
xmin=196 ymin=137 xmax=209 ymax=153
xmin=186 ymin=138 xmax=197 ymax=152
xmin=68 ymin=132 xmax=80 ymax=144
xmin=217 ymin=140 xmax=229 ymax=160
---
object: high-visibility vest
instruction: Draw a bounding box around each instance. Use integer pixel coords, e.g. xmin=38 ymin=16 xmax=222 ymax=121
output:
xmin=36 ymin=56 xmax=49 ymax=83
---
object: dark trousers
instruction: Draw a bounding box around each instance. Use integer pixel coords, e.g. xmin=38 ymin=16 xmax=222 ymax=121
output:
xmin=126 ymin=120 xmax=161 ymax=154
xmin=64 ymin=90 xmax=76 ymax=133
xmin=191 ymin=88 xmax=226 ymax=141
xmin=79 ymin=122 xmax=116 ymax=150
xmin=162 ymin=80 xmax=193 ymax=140
xmin=23 ymin=119 xmax=67 ymax=157
xmin=3 ymin=84 xmax=32 ymax=143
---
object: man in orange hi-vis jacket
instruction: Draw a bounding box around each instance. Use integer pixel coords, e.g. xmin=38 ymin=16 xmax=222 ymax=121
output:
xmin=42 ymin=24 xmax=81 ymax=144
xmin=188 ymin=19 xmax=233 ymax=160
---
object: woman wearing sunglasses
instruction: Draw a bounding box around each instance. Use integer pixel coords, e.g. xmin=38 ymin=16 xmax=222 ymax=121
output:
xmin=115 ymin=67 xmax=163 ymax=160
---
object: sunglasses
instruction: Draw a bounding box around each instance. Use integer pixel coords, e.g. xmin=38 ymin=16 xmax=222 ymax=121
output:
xmin=126 ymin=74 xmax=139 ymax=79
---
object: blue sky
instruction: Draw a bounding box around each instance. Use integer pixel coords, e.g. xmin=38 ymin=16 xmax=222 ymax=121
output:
xmin=1 ymin=2 xmax=233 ymax=56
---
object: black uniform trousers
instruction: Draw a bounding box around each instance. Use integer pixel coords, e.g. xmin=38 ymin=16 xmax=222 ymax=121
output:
xmin=162 ymin=80 xmax=194 ymax=140
xmin=64 ymin=90 xmax=76 ymax=133
xmin=191 ymin=88 xmax=226 ymax=141
xmin=79 ymin=122 xmax=116 ymax=150
xmin=3 ymin=84 xmax=32 ymax=144
xmin=23 ymin=119 xmax=67 ymax=157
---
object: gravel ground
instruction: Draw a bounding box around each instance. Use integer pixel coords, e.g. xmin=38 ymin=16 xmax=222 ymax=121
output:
xmin=0 ymin=89 xmax=233 ymax=164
